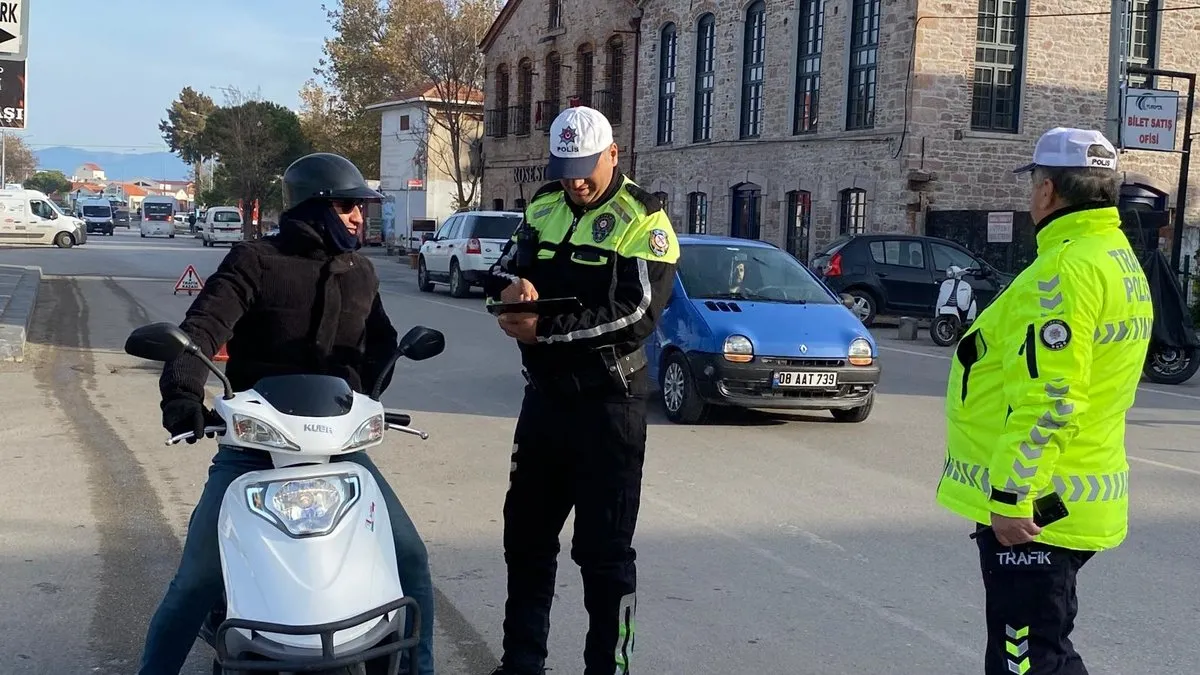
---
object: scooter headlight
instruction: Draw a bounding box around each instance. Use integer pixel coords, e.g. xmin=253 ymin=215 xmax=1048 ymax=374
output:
xmin=246 ymin=475 xmax=361 ymax=537
xmin=344 ymin=414 xmax=384 ymax=450
xmin=232 ymin=414 xmax=299 ymax=450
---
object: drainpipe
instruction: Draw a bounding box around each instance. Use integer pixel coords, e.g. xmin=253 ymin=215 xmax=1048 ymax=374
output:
xmin=628 ymin=14 xmax=642 ymax=179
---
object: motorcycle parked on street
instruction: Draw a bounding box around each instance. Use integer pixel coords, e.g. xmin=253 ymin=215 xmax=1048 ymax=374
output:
xmin=1138 ymin=248 xmax=1200 ymax=385
xmin=124 ymin=321 xmax=445 ymax=675
xmin=930 ymin=265 xmax=983 ymax=347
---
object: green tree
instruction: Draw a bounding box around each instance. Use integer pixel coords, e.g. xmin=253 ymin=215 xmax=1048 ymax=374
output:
xmin=307 ymin=0 xmax=440 ymax=176
xmin=1 ymin=134 xmax=36 ymax=184
xmin=160 ymin=87 xmax=217 ymax=188
xmin=202 ymin=89 xmax=311 ymax=237
xmin=24 ymin=169 xmax=72 ymax=196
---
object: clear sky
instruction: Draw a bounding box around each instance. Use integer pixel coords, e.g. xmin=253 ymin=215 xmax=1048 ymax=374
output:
xmin=24 ymin=0 xmax=331 ymax=152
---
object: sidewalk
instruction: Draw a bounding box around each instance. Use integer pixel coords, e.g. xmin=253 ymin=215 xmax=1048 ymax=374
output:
xmin=0 ymin=265 xmax=41 ymax=362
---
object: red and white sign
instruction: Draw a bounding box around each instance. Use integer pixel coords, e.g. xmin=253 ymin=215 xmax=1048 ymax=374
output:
xmin=174 ymin=264 xmax=205 ymax=295
xmin=1122 ymin=87 xmax=1180 ymax=152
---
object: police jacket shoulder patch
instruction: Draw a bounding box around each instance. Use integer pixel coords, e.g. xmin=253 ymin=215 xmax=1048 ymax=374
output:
xmin=623 ymin=183 xmax=664 ymax=215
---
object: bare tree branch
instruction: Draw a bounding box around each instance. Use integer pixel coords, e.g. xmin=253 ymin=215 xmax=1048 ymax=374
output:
xmin=398 ymin=0 xmax=498 ymax=210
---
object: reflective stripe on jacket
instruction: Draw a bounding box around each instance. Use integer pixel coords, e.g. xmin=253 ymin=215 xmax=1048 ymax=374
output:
xmin=936 ymin=205 xmax=1153 ymax=551
xmin=483 ymin=174 xmax=680 ymax=375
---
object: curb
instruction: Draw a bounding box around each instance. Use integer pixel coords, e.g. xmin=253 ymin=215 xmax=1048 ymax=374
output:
xmin=0 ymin=265 xmax=43 ymax=363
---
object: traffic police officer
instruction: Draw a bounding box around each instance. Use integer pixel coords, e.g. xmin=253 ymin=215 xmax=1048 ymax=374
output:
xmin=936 ymin=128 xmax=1153 ymax=675
xmin=483 ymin=106 xmax=679 ymax=675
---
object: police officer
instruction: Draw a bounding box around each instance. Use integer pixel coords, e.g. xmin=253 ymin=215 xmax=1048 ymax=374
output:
xmin=482 ymin=106 xmax=679 ymax=675
xmin=936 ymin=128 xmax=1153 ymax=675
xmin=139 ymin=153 xmax=436 ymax=675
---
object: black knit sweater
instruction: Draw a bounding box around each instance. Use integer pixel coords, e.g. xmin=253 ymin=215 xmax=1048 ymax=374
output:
xmin=159 ymin=218 xmax=399 ymax=405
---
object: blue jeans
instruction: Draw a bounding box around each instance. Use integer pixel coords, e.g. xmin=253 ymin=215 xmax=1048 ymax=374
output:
xmin=138 ymin=447 xmax=435 ymax=675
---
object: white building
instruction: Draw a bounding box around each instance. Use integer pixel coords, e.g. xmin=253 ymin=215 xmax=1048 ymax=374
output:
xmin=73 ymin=163 xmax=106 ymax=182
xmin=368 ymin=84 xmax=484 ymax=249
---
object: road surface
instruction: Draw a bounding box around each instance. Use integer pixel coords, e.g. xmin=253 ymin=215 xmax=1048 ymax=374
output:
xmin=1 ymin=230 xmax=1198 ymax=674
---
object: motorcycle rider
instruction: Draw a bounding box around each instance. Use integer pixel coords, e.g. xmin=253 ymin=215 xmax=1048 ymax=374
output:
xmin=138 ymin=152 xmax=436 ymax=675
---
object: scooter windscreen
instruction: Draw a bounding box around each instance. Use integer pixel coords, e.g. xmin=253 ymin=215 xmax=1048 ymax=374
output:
xmin=251 ymin=374 xmax=356 ymax=417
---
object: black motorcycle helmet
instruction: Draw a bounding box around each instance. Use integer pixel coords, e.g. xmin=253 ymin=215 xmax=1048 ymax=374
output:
xmin=281 ymin=152 xmax=384 ymax=211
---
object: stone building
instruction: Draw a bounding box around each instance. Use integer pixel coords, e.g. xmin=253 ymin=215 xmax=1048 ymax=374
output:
xmin=634 ymin=0 xmax=1200 ymax=269
xmin=479 ymin=0 xmax=643 ymax=210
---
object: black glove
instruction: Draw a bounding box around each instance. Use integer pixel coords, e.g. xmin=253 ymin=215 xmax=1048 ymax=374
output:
xmin=162 ymin=398 xmax=215 ymax=444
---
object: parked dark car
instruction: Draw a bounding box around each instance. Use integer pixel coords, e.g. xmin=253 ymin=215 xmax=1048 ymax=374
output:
xmin=810 ymin=234 xmax=1013 ymax=325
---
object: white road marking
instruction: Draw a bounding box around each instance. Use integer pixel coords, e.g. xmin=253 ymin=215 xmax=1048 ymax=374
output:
xmin=1128 ymin=456 xmax=1200 ymax=476
xmin=381 ymin=288 xmax=491 ymax=316
xmin=878 ymin=345 xmax=1200 ymax=402
xmin=646 ymin=495 xmax=978 ymax=662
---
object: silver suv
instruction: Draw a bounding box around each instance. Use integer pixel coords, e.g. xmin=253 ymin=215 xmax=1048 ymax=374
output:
xmin=417 ymin=210 xmax=522 ymax=297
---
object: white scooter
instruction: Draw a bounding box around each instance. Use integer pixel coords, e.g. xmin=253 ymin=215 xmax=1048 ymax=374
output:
xmin=124 ymin=321 xmax=445 ymax=675
xmin=930 ymin=265 xmax=979 ymax=347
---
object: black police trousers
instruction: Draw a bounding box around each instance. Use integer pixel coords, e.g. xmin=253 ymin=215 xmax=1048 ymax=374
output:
xmin=976 ymin=525 xmax=1097 ymax=675
xmin=499 ymin=368 xmax=648 ymax=675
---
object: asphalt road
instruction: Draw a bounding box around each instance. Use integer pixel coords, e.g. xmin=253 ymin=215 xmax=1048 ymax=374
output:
xmin=1 ymin=230 xmax=1198 ymax=674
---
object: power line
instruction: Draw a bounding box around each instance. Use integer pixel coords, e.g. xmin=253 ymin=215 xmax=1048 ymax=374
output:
xmin=893 ymin=3 xmax=1200 ymax=159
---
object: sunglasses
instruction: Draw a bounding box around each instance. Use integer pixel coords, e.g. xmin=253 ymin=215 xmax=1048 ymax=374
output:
xmin=332 ymin=199 xmax=366 ymax=213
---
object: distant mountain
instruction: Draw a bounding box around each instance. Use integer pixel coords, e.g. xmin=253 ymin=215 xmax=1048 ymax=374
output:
xmin=33 ymin=147 xmax=191 ymax=181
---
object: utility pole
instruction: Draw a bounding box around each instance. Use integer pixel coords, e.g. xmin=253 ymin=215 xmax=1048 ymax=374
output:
xmin=1107 ymin=0 xmax=1130 ymax=143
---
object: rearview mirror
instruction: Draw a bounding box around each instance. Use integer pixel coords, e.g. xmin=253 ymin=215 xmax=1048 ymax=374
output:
xmin=397 ymin=325 xmax=445 ymax=361
xmin=124 ymin=322 xmax=194 ymax=361
xmin=840 ymin=293 xmax=855 ymax=309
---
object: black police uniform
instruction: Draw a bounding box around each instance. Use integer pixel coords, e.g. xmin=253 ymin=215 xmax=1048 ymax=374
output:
xmin=483 ymin=169 xmax=680 ymax=675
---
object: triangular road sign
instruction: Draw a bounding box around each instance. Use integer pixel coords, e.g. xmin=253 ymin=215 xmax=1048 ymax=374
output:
xmin=174 ymin=264 xmax=205 ymax=295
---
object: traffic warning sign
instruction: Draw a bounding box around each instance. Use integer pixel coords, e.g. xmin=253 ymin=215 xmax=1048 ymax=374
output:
xmin=174 ymin=265 xmax=205 ymax=296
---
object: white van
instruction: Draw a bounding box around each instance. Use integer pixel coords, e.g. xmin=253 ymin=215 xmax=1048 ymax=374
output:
xmin=140 ymin=195 xmax=178 ymax=238
xmin=0 ymin=189 xmax=87 ymax=248
xmin=78 ymin=197 xmax=116 ymax=236
xmin=201 ymin=206 xmax=244 ymax=247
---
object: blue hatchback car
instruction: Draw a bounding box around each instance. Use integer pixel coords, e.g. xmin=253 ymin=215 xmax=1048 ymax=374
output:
xmin=647 ymin=235 xmax=881 ymax=424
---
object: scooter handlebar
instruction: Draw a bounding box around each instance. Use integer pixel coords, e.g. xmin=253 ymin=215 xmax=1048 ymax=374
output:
xmin=383 ymin=410 xmax=411 ymax=427
xmin=165 ymin=425 xmax=227 ymax=446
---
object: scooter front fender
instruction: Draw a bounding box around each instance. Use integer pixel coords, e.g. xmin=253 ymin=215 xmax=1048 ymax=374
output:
xmin=218 ymin=461 xmax=404 ymax=650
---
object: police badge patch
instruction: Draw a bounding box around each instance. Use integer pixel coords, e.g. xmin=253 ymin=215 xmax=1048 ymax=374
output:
xmin=649 ymin=228 xmax=670 ymax=257
xmin=592 ymin=213 xmax=616 ymax=243
xmin=1040 ymin=319 xmax=1072 ymax=350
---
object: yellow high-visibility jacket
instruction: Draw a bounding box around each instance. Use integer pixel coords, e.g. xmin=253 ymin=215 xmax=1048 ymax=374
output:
xmin=936 ymin=205 xmax=1153 ymax=551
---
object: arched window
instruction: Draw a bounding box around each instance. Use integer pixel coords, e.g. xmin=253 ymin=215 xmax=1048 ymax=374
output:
xmin=575 ymin=44 xmax=594 ymax=108
xmin=488 ymin=65 xmax=510 ymax=138
xmin=515 ymin=58 xmax=533 ymax=136
xmin=687 ymin=192 xmax=708 ymax=234
xmin=601 ymin=36 xmax=625 ymax=123
xmin=785 ymin=190 xmax=812 ymax=262
xmin=839 ymin=188 xmax=867 ymax=235
xmin=846 ymin=0 xmax=880 ymax=130
xmin=693 ymin=14 xmax=716 ymax=142
xmin=653 ymin=191 xmax=670 ymax=216
xmin=794 ymin=0 xmax=824 ymax=134
xmin=740 ymin=1 xmax=766 ymax=139
xmin=539 ymin=52 xmax=562 ymax=132
xmin=731 ymin=182 xmax=763 ymax=240
xmin=657 ymin=23 xmax=678 ymax=145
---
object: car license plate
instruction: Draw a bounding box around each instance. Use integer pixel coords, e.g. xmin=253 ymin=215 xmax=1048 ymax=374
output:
xmin=773 ymin=371 xmax=838 ymax=387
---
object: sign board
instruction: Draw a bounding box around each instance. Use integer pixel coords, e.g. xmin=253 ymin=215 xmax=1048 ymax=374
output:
xmin=0 ymin=1 xmax=28 ymax=60
xmin=406 ymin=178 xmax=424 ymax=190
xmin=987 ymin=211 xmax=1014 ymax=243
xmin=512 ymin=166 xmax=546 ymax=184
xmin=1122 ymin=87 xmax=1180 ymax=152
xmin=0 ymin=58 xmax=24 ymax=129
xmin=174 ymin=265 xmax=204 ymax=296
